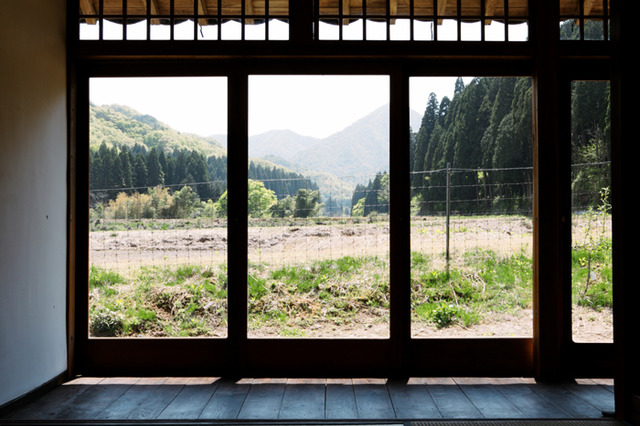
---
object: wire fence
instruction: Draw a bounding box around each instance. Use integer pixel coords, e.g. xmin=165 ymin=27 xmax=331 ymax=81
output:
xmin=87 ymin=162 xmax=611 ymax=339
xmin=87 ymin=162 xmax=612 ymax=273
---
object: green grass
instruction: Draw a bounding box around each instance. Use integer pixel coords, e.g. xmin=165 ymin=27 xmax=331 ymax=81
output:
xmin=88 ymin=241 xmax=612 ymax=337
xmin=89 ymin=263 xmax=228 ymax=337
xmin=571 ymin=238 xmax=613 ymax=309
xmin=411 ymin=248 xmax=533 ymax=328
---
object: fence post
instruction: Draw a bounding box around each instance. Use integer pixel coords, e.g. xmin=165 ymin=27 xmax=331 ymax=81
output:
xmin=446 ymin=162 xmax=451 ymax=275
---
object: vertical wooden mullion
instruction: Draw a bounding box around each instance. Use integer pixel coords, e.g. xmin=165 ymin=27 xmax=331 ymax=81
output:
xmin=339 ymin=0 xmax=344 ymax=40
xmin=241 ymin=0 xmax=246 ymax=41
xmin=123 ymin=0 xmax=128 ymax=40
xmin=504 ymin=0 xmax=509 ymax=42
xmin=602 ymin=0 xmax=608 ymax=40
xmin=170 ymin=0 xmax=175 ymax=40
xmin=386 ymin=0 xmax=390 ymax=41
xmin=433 ymin=0 xmax=438 ymax=40
xmin=409 ymin=0 xmax=414 ymax=41
xmin=146 ymin=0 xmax=151 ymax=40
xmin=456 ymin=0 xmax=461 ymax=41
xmin=194 ymin=0 xmax=199 ymax=40
xmin=99 ymin=0 xmax=104 ymax=40
xmin=362 ymin=0 xmax=367 ymax=40
xmin=389 ymin=68 xmax=411 ymax=376
xmin=227 ymin=70 xmax=249 ymax=375
xmin=265 ymin=0 xmax=270 ymax=40
xmin=218 ymin=0 xmax=222 ymax=40
xmin=480 ymin=0 xmax=486 ymax=42
xmin=290 ymin=0 xmax=313 ymax=44
xmin=531 ymin=0 xmax=567 ymax=381
xmin=611 ymin=2 xmax=635 ymax=421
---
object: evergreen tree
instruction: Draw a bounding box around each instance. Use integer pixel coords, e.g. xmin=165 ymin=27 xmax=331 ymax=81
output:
xmin=133 ymin=153 xmax=148 ymax=189
xmin=412 ymin=93 xmax=440 ymax=200
xmin=119 ymin=145 xmax=134 ymax=191
xmin=146 ymin=147 xmax=164 ymax=187
xmin=294 ymin=189 xmax=321 ymax=218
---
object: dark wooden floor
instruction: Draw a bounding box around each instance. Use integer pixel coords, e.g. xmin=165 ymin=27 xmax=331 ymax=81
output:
xmin=1 ymin=377 xmax=615 ymax=423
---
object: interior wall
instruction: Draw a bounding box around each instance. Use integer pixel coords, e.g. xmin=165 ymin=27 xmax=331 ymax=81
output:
xmin=0 ymin=0 xmax=68 ymax=407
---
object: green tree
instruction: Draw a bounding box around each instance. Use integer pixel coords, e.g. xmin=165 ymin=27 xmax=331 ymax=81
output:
xmin=294 ymin=189 xmax=321 ymax=218
xmin=133 ymin=153 xmax=148 ymax=189
xmin=169 ymin=186 xmax=200 ymax=218
xmin=412 ymin=93 xmax=440 ymax=200
xmin=270 ymin=196 xmax=295 ymax=218
xmin=248 ymin=179 xmax=277 ymax=218
xmin=146 ymin=147 xmax=165 ymax=187
xmin=351 ymin=198 xmax=366 ymax=217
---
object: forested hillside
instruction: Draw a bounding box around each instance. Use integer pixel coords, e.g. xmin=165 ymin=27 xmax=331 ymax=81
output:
xmin=353 ymin=76 xmax=610 ymax=217
xmin=90 ymin=103 xmax=225 ymax=157
xmin=89 ymin=71 xmax=610 ymax=221
xmin=89 ymin=104 xmax=318 ymax=209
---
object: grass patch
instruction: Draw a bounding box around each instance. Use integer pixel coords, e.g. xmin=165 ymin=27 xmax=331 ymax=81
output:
xmin=88 ymin=241 xmax=611 ymax=337
xmin=411 ymin=248 xmax=533 ymax=328
xmin=89 ymin=263 xmax=228 ymax=337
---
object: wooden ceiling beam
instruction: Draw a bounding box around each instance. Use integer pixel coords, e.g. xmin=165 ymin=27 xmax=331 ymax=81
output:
xmin=141 ymin=0 xmax=161 ymax=25
xmin=436 ymin=0 xmax=448 ymax=25
xmin=79 ymin=0 xmax=97 ymax=24
xmin=484 ymin=0 xmax=497 ymax=25
xmin=245 ymin=0 xmax=255 ymax=25
xmin=197 ymin=0 xmax=210 ymax=25
xmin=390 ymin=0 xmax=397 ymax=25
xmin=342 ymin=0 xmax=350 ymax=26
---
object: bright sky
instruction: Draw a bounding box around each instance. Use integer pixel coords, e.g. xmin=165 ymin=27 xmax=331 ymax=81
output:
xmin=90 ymin=75 xmax=471 ymax=139
xmin=87 ymin=17 xmax=525 ymax=138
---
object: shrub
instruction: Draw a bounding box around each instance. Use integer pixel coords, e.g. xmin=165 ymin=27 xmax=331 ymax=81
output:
xmin=90 ymin=305 xmax=124 ymax=336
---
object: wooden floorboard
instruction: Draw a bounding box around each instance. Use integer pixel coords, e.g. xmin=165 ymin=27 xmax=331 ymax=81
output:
xmin=1 ymin=377 xmax=615 ymax=422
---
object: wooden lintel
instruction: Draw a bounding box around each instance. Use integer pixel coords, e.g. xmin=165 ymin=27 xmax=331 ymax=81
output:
xmin=484 ymin=0 xmax=497 ymax=25
xmin=79 ymin=0 xmax=97 ymax=24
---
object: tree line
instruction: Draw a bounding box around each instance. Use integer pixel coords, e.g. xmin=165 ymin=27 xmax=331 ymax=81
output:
xmin=351 ymin=75 xmax=610 ymax=217
xmin=90 ymin=142 xmax=317 ymax=202
xmin=90 ymin=142 xmax=321 ymax=220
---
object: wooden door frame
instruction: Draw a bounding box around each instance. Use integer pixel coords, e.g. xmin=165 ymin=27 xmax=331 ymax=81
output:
xmin=66 ymin=0 xmax=617 ymax=381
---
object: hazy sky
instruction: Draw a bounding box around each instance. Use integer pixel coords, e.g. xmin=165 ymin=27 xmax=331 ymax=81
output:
xmin=90 ymin=75 xmax=472 ymax=139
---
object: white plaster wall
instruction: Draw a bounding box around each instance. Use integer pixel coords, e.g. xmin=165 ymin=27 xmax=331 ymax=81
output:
xmin=0 ymin=0 xmax=68 ymax=406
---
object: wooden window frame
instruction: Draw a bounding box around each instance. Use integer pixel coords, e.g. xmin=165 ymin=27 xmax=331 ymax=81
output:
xmin=67 ymin=0 xmax=618 ymax=380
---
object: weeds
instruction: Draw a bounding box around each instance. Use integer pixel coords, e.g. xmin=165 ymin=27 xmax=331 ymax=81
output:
xmin=88 ymin=241 xmax=611 ymax=337
xmin=411 ymin=248 xmax=533 ymax=328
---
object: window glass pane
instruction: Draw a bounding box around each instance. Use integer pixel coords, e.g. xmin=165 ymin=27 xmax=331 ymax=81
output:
xmin=410 ymin=77 xmax=533 ymax=338
xmin=571 ymin=80 xmax=612 ymax=343
xmin=103 ymin=18 xmax=124 ymax=40
xmin=88 ymin=77 xmax=228 ymax=338
xmin=559 ymin=0 xmax=609 ymax=41
xmin=248 ymin=75 xmax=390 ymax=338
xmin=125 ymin=19 xmax=148 ymax=40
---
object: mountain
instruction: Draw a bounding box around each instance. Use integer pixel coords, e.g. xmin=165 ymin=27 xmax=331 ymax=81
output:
xmin=91 ymin=102 xmax=423 ymax=197
xmin=249 ymin=130 xmax=320 ymax=161
xmin=251 ymin=104 xmax=423 ymax=184
xmin=90 ymin=103 xmax=225 ymax=157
